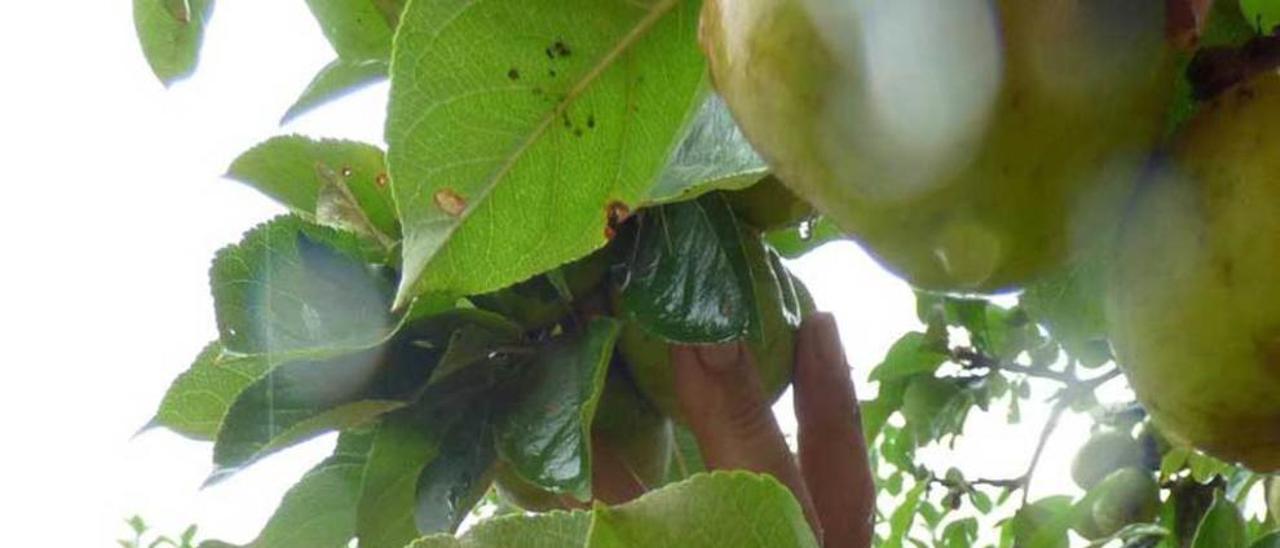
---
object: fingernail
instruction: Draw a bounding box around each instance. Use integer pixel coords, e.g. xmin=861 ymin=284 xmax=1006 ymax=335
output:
xmin=812 ymin=313 xmax=844 ymax=365
xmin=694 ymin=343 xmax=743 ymax=373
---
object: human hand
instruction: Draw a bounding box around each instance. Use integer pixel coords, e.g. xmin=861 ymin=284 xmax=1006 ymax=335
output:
xmin=673 ymin=313 xmax=875 ymax=548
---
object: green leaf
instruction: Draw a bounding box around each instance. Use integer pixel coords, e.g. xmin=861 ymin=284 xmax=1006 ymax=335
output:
xmin=1013 ymin=495 xmax=1075 ymax=548
xmin=869 ymin=332 xmax=949 ymax=383
xmin=1189 ymin=452 xmax=1232 ymax=483
xmin=409 ymin=511 xmax=592 ymax=548
xmin=285 ymin=0 xmax=403 ymax=121
xmin=1020 ymin=253 xmax=1112 ymax=368
xmin=1242 ymin=0 xmax=1280 ymax=31
xmin=617 ymin=194 xmax=761 ymax=343
xmin=305 ymin=0 xmax=396 ymax=61
xmin=386 ymin=0 xmax=707 ymax=306
xmin=494 ymin=318 xmax=619 ymax=500
xmin=664 ymin=425 xmax=707 ymax=485
xmin=210 ymin=216 xmax=396 ymax=356
xmin=1251 ymin=531 xmax=1280 ymax=548
xmin=282 ymin=59 xmax=389 ymax=123
xmin=886 ymin=480 xmax=928 ymax=545
xmin=204 ymin=429 xmax=373 ymax=548
xmin=226 ymin=137 xmax=398 ymax=242
xmin=414 ymin=399 xmax=498 ymax=535
xmin=209 ymin=328 xmax=439 ymax=480
xmin=587 ymin=472 xmax=818 ymax=547
xmin=1192 ymin=492 xmax=1247 ymax=548
xmin=942 ymin=518 xmax=978 ymax=548
xmin=426 ymin=316 xmax=524 ymax=386
xmin=133 ymin=0 xmax=213 ymax=85
xmin=901 ymin=375 xmax=968 ymax=446
xmin=765 ymin=217 xmax=844 ymax=260
xmin=149 ymin=342 xmax=269 ymax=440
xmin=644 ymin=93 xmax=767 ymax=205
xmin=356 ymin=415 xmax=439 ymax=548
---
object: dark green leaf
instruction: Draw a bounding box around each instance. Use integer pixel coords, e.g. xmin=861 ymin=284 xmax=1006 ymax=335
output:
xmin=414 ymin=401 xmax=497 ymax=535
xmin=426 ymin=316 xmax=524 ymax=386
xmin=386 ymin=0 xmax=707 ymax=306
xmin=211 ymin=216 xmax=396 ymax=356
xmin=149 ymin=342 xmax=269 ymax=440
xmin=133 ymin=0 xmax=213 ymax=85
xmin=227 ymin=138 xmax=398 ymax=242
xmin=494 ymin=318 xmax=619 ymax=500
xmin=211 ymin=429 xmax=374 ymax=548
xmin=942 ymin=518 xmax=979 ymax=548
xmin=644 ymin=93 xmax=767 ymax=205
xmin=618 ymin=194 xmax=762 ymax=343
xmin=869 ymin=332 xmax=949 ymax=383
xmin=1192 ymin=492 xmax=1246 ymax=548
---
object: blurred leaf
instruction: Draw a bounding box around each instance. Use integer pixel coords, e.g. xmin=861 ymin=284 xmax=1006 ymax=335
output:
xmin=387 ymin=0 xmax=706 ymax=306
xmin=209 ymin=324 xmax=441 ymax=481
xmin=1203 ymin=0 xmax=1259 ymax=47
xmin=227 ymin=137 xmax=398 ymax=241
xmin=494 ymin=319 xmax=619 ymax=500
xmin=148 ymin=342 xmax=268 ymax=440
xmin=1251 ymin=531 xmax=1280 ymax=548
xmin=665 ymin=425 xmax=707 ymax=484
xmin=765 ymin=216 xmax=843 ymax=259
xmin=207 ymin=429 xmax=374 ymax=548
xmin=869 ymin=332 xmax=949 ymax=383
xmin=426 ymin=316 xmax=524 ymax=386
xmin=413 ymin=472 xmax=816 ymax=547
xmin=1160 ymin=447 xmax=1191 ymax=480
xmin=942 ymin=518 xmax=978 ymax=548
xmin=1242 ymin=0 xmax=1280 ymax=31
xmin=970 ymin=490 xmax=994 ymax=513
xmin=1192 ymin=492 xmax=1247 ymax=548
xmin=1020 ymin=253 xmax=1112 ymax=368
xmin=409 ymin=511 xmax=592 ymax=548
xmin=901 ymin=376 xmax=969 ymax=446
xmin=1188 ymin=452 xmax=1232 ymax=483
xmin=618 ymin=194 xmax=774 ymax=343
xmin=133 ymin=0 xmax=213 ymax=85
xmin=211 ymin=216 xmax=396 ymax=357
xmin=885 ymin=480 xmax=928 ymax=547
xmin=644 ymin=93 xmax=767 ymax=205
xmin=1013 ymin=496 xmax=1075 ymax=548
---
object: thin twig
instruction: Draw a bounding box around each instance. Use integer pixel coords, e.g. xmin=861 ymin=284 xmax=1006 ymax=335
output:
xmin=1021 ymin=397 xmax=1070 ymax=506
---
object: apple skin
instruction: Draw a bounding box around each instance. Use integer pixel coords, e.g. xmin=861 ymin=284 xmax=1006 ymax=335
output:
xmin=1070 ymin=431 xmax=1146 ymax=490
xmin=1107 ymin=72 xmax=1280 ymax=472
xmin=700 ymin=0 xmax=1175 ymax=292
xmin=1089 ymin=468 xmax=1159 ymax=536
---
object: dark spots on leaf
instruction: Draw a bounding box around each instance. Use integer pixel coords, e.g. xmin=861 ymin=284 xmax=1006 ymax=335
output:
xmin=164 ymin=0 xmax=191 ymax=23
xmin=340 ymin=166 xmax=354 ymax=178
xmin=605 ymin=201 xmax=632 ymax=239
xmin=552 ymin=40 xmax=572 ymax=58
xmin=375 ymin=173 xmax=389 ymax=188
xmin=548 ymin=68 xmax=557 ymax=78
xmin=507 ymin=68 xmax=520 ymax=80
xmin=574 ymin=128 xmax=583 ymax=137
xmin=587 ymin=115 xmax=596 ymax=129
xmin=562 ymin=113 xmax=572 ymax=129
xmin=433 ymin=188 xmax=467 ymax=217
xmin=532 ymin=87 xmax=543 ymax=96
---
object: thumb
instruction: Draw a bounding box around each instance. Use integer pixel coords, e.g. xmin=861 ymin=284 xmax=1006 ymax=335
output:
xmin=673 ymin=342 xmax=819 ymax=532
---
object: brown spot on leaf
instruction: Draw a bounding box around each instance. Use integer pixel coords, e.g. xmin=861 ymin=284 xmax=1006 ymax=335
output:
xmin=340 ymin=166 xmax=354 ymax=178
xmin=433 ymin=188 xmax=467 ymax=217
xmin=375 ymin=173 xmax=389 ymax=188
xmin=604 ymin=201 xmax=631 ymax=241
xmin=507 ymin=68 xmax=520 ymax=80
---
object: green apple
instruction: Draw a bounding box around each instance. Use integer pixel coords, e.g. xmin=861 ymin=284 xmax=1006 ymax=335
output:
xmin=1088 ymin=468 xmax=1159 ymax=536
xmin=1107 ymin=72 xmax=1280 ymax=471
xmin=701 ymin=0 xmax=1175 ymax=291
xmin=724 ymin=175 xmax=814 ymax=231
xmin=1071 ymin=431 xmax=1146 ymax=490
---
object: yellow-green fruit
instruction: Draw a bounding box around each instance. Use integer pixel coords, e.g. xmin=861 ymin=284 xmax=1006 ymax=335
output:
xmin=1071 ymin=431 xmax=1145 ymax=490
xmin=1107 ymin=73 xmax=1280 ymax=471
xmin=1089 ymin=468 xmax=1159 ymax=536
xmin=1070 ymin=503 xmax=1106 ymax=541
xmin=724 ymin=176 xmax=814 ymax=230
xmin=701 ymin=0 xmax=1175 ymax=291
xmin=616 ymin=242 xmax=800 ymax=420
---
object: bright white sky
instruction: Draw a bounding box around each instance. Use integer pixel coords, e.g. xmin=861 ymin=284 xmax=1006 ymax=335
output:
xmin=0 ymin=3 xmax=1114 ymax=546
